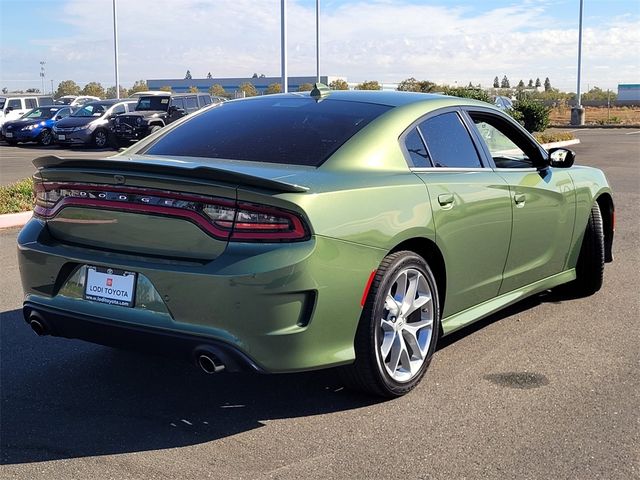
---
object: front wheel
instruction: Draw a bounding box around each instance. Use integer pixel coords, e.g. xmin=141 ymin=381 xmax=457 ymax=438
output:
xmin=93 ymin=129 xmax=108 ymax=148
xmin=39 ymin=129 xmax=53 ymax=146
xmin=571 ymin=203 xmax=605 ymax=296
xmin=339 ymin=251 xmax=440 ymax=397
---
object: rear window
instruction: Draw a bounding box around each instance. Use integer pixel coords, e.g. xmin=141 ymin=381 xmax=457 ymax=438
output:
xmin=143 ymin=97 xmax=392 ymax=166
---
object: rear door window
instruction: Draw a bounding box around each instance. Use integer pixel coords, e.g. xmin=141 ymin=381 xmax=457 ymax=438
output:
xmin=38 ymin=96 xmax=54 ymax=106
xmin=403 ymin=128 xmax=431 ymax=168
xmin=184 ymin=96 xmax=199 ymax=113
xmin=25 ymin=98 xmax=38 ymax=109
xmin=170 ymin=98 xmax=185 ymax=110
xmin=419 ymin=112 xmax=483 ymax=168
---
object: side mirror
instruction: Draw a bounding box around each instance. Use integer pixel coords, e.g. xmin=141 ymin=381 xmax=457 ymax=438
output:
xmin=548 ymin=147 xmax=575 ymax=168
xmin=6 ymin=106 xmax=15 ymax=112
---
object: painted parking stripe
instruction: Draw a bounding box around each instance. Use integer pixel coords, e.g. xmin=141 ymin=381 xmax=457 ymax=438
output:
xmin=624 ymin=131 xmax=640 ymax=135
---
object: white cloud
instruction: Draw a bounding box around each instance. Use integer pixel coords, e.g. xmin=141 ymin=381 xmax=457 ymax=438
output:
xmin=1 ymin=0 xmax=638 ymax=91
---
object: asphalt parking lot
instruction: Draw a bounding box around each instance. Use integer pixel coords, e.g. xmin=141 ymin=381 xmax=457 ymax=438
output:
xmin=0 ymin=129 xmax=638 ymax=479
xmin=0 ymin=141 xmax=115 ymax=186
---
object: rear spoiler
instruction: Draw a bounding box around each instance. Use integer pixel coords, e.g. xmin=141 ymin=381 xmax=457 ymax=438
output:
xmin=32 ymin=155 xmax=309 ymax=194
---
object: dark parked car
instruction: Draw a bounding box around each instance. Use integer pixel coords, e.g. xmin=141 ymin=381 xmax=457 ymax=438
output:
xmin=112 ymin=92 xmax=214 ymax=144
xmin=2 ymin=105 xmax=71 ymax=145
xmin=53 ymin=99 xmax=137 ymax=148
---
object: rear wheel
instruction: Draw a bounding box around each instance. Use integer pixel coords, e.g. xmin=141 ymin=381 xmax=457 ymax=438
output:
xmin=339 ymin=251 xmax=440 ymax=397
xmin=571 ymin=203 xmax=605 ymax=296
xmin=93 ymin=129 xmax=108 ymax=148
xmin=149 ymin=125 xmax=162 ymax=135
xmin=39 ymin=129 xmax=53 ymax=146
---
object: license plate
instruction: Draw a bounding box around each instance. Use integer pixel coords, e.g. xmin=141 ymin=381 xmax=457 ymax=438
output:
xmin=84 ymin=266 xmax=137 ymax=307
xmin=5 ymin=132 xmax=13 ymax=138
xmin=58 ymin=134 xmax=66 ymax=140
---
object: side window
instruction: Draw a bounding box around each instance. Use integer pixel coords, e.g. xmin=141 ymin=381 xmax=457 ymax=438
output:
xmin=112 ymin=104 xmax=126 ymax=115
xmin=8 ymin=99 xmax=21 ymax=110
xmin=38 ymin=97 xmax=54 ymax=106
xmin=25 ymin=98 xmax=38 ymax=109
xmin=200 ymin=95 xmax=212 ymax=105
xmin=170 ymin=98 xmax=185 ymax=110
xmin=469 ymin=113 xmax=540 ymax=168
xmin=419 ymin=112 xmax=482 ymax=168
xmin=184 ymin=96 xmax=199 ymax=112
xmin=403 ymin=128 xmax=431 ymax=167
xmin=57 ymin=108 xmax=71 ymax=119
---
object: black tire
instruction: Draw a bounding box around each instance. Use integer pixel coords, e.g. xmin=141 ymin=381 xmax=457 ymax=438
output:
xmin=39 ymin=129 xmax=53 ymax=146
xmin=339 ymin=251 xmax=440 ymax=398
xmin=93 ymin=129 xmax=108 ymax=148
xmin=571 ymin=203 xmax=605 ymax=296
xmin=149 ymin=125 xmax=162 ymax=135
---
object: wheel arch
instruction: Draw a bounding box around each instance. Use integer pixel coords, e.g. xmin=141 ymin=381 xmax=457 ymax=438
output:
xmin=389 ymin=237 xmax=447 ymax=318
xmin=595 ymin=192 xmax=614 ymax=263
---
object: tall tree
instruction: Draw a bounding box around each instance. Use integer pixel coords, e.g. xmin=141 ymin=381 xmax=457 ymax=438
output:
xmin=238 ymin=82 xmax=258 ymax=97
xmin=265 ymin=83 xmax=282 ymax=94
xmin=535 ymin=77 xmax=542 ymax=88
xmin=500 ymin=76 xmax=510 ymax=89
xmin=55 ymin=80 xmax=81 ymax=97
xmin=251 ymin=73 xmax=258 ymax=78
xmin=329 ymin=79 xmax=349 ymax=90
xmin=105 ymin=85 xmax=127 ymax=98
xmin=517 ymin=80 xmax=525 ymax=89
xmin=206 ymin=72 xmax=212 ymax=79
xmin=185 ymin=70 xmax=192 ymax=80
xmin=527 ymin=79 xmax=534 ymax=88
xmin=397 ymin=77 xmax=419 ymax=92
xmin=297 ymin=83 xmax=313 ymax=92
xmin=493 ymin=76 xmax=500 ymax=88
xmin=209 ymin=84 xmax=227 ymax=98
xmin=81 ymin=82 xmax=105 ymax=98
xmin=128 ymin=80 xmax=148 ymax=95
xmin=544 ymin=77 xmax=552 ymax=91
xmin=356 ymin=80 xmax=382 ymax=90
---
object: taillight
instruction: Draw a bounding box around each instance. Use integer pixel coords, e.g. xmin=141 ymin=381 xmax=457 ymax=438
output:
xmin=33 ymin=182 xmax=310 ymax=242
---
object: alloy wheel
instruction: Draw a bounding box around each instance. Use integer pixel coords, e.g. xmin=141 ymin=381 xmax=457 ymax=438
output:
xmin=379 ymin=267 xmax=434 ymax=382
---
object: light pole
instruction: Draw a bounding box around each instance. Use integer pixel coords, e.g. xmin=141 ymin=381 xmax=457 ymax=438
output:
xmin=113 ymin=0 xmax=120 ymax=99
xmin=316 ymin=0 xmax=320 ymax=84
xmin=281 ymin=0 xmax=288 ymax=93
xmin=571 ymin=0 xmax=585 ymax=125
xmin=39 ymin=61 xmax=46 ymax=94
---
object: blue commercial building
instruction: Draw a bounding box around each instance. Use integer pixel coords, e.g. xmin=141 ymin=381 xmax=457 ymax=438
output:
xmin=147 ymin=76 xmax=345 ymax=95
xmin=617 ymin=84 xmax=640 ymax=102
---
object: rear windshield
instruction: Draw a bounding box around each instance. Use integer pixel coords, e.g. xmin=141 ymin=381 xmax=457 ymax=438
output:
xmin=142 ymin=96 xmax=392 ymax=166
xmin=136 ymin=96 xmax=170 ymax=111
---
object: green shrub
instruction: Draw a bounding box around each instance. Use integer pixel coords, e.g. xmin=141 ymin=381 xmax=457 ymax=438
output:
xmin=0 ymin=178 xmax=34 ymax=214
xmin=534 ymin=131 xmax=575 ymax=144
xmin=442 ymin=87 xmax=490 ymax=103
xmin=512 ymin=100 xmax=550 ymax=133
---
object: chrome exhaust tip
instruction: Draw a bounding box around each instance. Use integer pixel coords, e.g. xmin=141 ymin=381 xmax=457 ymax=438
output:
xmin=198 ymin=353 xmax=225 ymax=374
xmin=29 ymin=317 xmax=48 ymax=336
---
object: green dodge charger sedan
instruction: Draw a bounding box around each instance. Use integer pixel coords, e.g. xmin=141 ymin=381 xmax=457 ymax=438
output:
xmin=17 ymin=88 xmax=614 ymax=397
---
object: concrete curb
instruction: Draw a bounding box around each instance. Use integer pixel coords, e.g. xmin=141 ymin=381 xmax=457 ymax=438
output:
xmin=540 ymin=138 xmax=581 ymax=149
xmin=0 ymin=138 xmax=582 ymax=231
xmin=0 ymin=211 xmax=32 ymax=229
xmin=550 ymin=124 xmax=640 ymax=129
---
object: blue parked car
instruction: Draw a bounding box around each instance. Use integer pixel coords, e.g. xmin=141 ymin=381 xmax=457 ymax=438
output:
xmin=2 ymin=105 xmax=71 ymax=146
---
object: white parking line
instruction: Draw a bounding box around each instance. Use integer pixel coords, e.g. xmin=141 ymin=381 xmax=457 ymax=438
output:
xmin=624 ymin=131 xmax=640 ymax=135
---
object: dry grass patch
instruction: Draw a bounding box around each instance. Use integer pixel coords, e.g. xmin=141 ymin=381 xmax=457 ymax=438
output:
xmin=0 ymin=178 xmax=34 ymax=214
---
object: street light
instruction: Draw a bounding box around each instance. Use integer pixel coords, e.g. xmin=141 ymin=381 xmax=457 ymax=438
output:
xmin=281 ymin=0 xmax=288 ymax=93
xmin=113 ymin=0 xmax=120 ymax=99
xmin=39 ymin=61 xmax=46 ymax=94
xmin=571 ymin=0 xmax=585 ymax=126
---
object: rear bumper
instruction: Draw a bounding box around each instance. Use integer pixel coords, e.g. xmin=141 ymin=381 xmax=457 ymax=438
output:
xmin=17 ymin=218 xmax=384 ymax=373
xmin=23 ymin=302 xmax=263 ymax=373
xmin=54 ymin=130 xmax=92 ymax=145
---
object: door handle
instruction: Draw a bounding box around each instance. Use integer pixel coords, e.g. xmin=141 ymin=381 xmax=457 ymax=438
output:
xmin=514 ymin=193 xmax=526 ymax=207
xmin=438 ymin=193 xmax=454 ymax=207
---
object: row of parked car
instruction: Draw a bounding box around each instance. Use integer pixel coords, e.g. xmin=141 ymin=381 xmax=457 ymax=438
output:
xmin=0 ymin=92 xmax=224 ymax=148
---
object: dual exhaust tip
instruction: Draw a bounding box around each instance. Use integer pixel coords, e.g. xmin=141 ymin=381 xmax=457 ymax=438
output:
xmin=27 ymin=310 xmax=226 ymax=374
xmin=197 ymin=353 xmax=225 ymax=374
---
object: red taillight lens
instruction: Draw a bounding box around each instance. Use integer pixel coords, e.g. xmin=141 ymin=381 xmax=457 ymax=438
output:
xmin=33 ymin=182 xmax=310 ymax=242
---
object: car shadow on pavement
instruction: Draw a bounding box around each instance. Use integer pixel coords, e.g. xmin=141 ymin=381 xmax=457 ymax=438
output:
xmin=0 ymin=308 xmax=378 ymax=465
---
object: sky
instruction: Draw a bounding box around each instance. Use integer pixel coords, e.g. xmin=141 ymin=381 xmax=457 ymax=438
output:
xmin=0 ymin=0 xmax=638 ymax=93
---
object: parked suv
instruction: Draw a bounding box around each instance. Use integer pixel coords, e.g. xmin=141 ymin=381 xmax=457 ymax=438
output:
xmin=53 ymin=99 xmax=137 ymax=148
xmin=112 ymin=92 xmax=213 ymax=143
xmin=0 ymin=94 xmax=55 ymax=132
xmin=55 ymin=95 xmax=101 ymax=107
